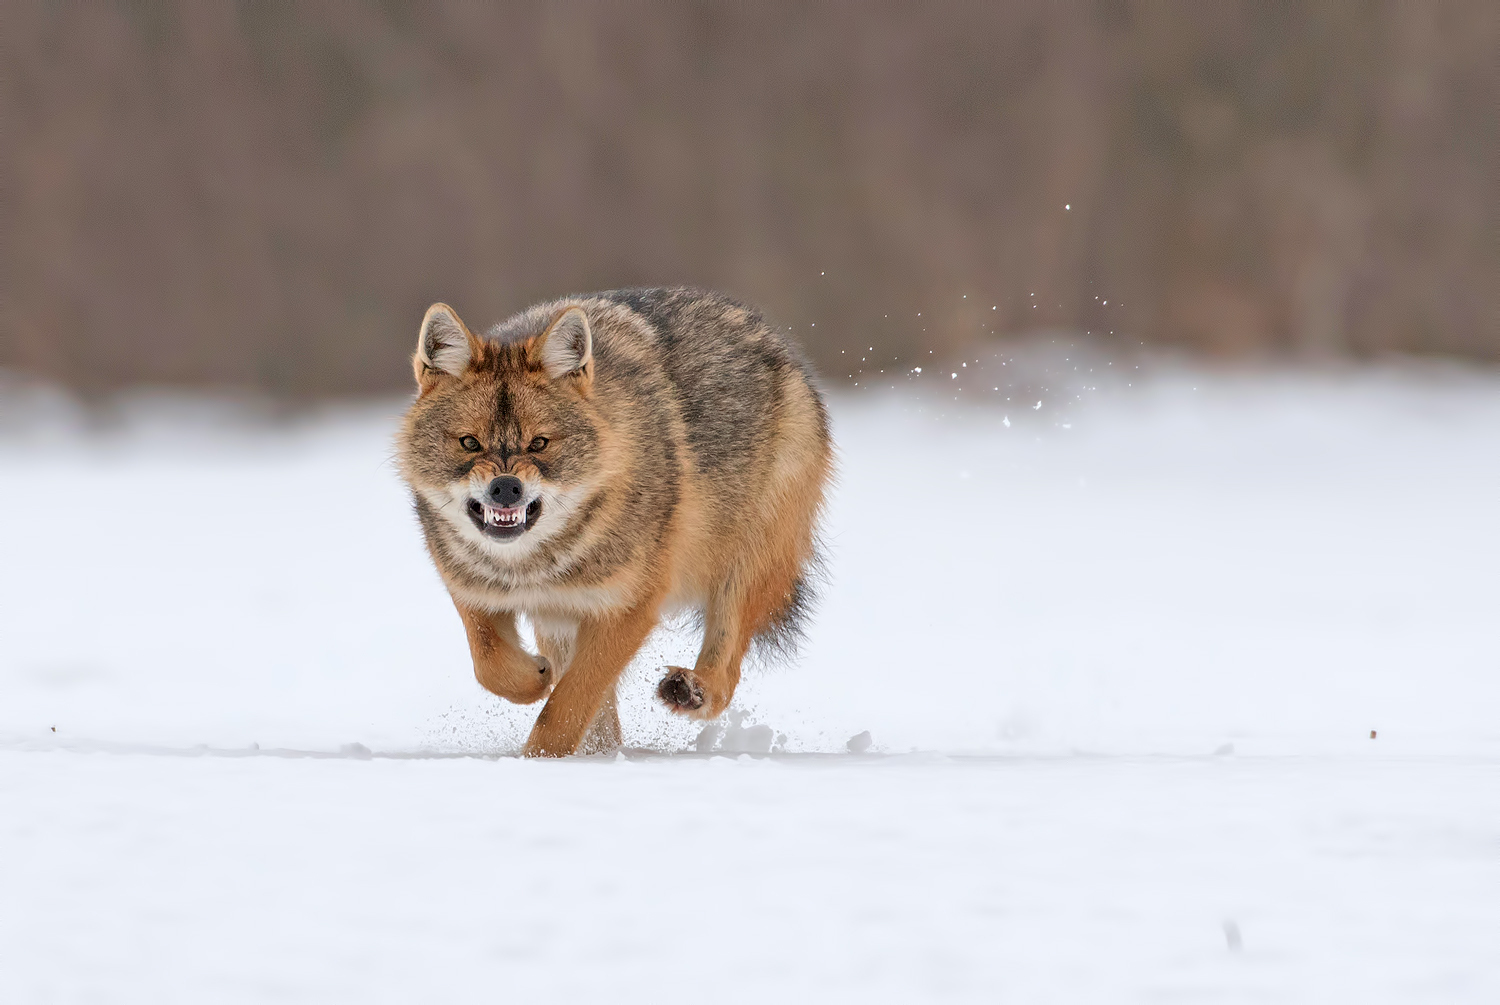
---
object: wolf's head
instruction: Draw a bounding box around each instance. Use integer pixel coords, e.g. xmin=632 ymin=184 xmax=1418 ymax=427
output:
xmin=397 ymin=302 xmax=602 ymax=560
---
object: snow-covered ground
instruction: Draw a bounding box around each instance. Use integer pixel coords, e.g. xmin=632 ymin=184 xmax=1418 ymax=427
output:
xmin=3 ymin=357 xmax=1498 ymax=1002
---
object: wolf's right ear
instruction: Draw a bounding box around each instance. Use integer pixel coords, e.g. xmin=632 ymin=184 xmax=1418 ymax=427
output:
xmin=414 ymin=303 xmax=476 ymax=386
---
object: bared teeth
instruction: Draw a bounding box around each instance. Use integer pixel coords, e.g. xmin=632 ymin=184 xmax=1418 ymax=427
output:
xmin=482 ymin=503 xmax=526 ymax=527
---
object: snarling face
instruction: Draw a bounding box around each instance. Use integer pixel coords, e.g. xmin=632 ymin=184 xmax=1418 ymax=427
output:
xmin=398 ymin=303 xmax=601 ymax=559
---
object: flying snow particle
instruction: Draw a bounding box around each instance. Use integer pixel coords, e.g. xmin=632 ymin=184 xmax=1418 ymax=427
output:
xmin=1033 ymin=401 xmax=1042 ymax=410
xmin=1003 ymin=416 xmax=1011 ymax=427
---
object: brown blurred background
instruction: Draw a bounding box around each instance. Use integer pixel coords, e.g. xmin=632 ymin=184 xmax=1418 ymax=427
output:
xmin=3 ymin=1 xmax=1495 ymax=396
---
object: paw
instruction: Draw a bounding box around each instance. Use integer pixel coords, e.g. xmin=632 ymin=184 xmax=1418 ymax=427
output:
xmin=475 ymin=651 xmax=552 ymax=704
xmin=518 ymin=653 xmax=553 ymax=703
xmin=521 ymin=739 xmax=568 ymax=758
xmin=657 ymin=667 xmax=705 ymax=713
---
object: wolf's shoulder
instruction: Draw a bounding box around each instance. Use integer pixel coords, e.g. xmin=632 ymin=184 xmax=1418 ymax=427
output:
xmin=583 ymin=288 xmax=825 ymax=477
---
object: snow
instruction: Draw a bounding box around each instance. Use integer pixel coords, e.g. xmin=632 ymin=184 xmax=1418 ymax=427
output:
xmin=2 ymin=360 xmax=1499 ymax=1001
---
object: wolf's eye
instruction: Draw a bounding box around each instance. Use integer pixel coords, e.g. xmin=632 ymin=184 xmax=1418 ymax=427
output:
xmin=527 ymin=436 xmax=549 ymax=452
xmin=458 ymin=435 xmax=482 ymax=452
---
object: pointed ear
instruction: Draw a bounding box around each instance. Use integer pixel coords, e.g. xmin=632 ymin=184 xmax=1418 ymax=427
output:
xmin=535 ymin=307 xmax=592 ymax=380
xmin=414 ymin=303 xmax=477 ymax=384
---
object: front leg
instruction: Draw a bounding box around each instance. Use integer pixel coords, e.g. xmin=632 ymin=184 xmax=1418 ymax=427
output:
xmin=454 ymin=601 xmax=553 ymax=705
xmin=536 ymin=625 xmax=622 ymax=755
xmin=523 ymin=597 xmax=660 ymax=757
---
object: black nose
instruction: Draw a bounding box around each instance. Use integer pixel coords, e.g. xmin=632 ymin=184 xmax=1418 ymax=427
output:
xmin=486 ymin=475 xmax=525 ymax=507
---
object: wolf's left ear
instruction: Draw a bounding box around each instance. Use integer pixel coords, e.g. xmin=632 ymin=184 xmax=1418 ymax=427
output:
xmin=537 ymin=307 xmax=592 ymax=380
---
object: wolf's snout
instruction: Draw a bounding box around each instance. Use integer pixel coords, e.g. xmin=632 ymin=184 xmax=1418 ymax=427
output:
xmin=486 ymin=475 xmax=525 ymax=506
xmin=466 ymin=475 xmax=542 ymax=539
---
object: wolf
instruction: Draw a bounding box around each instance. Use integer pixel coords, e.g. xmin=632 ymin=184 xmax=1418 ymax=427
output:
xmin=396 ymin=288 xmax=833 ymax=757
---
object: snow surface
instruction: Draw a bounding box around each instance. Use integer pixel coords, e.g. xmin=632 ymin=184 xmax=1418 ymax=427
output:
xmin=3 ymin=359 xmax=1499 ymax=1002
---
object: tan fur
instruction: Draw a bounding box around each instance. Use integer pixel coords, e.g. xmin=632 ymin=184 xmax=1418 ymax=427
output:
xmin=397 ymin=288 xmax=832 ymax=756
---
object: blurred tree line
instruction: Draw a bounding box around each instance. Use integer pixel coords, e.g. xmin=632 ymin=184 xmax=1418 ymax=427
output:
xmin=3 ymin=1 xmax=1495 ymax=395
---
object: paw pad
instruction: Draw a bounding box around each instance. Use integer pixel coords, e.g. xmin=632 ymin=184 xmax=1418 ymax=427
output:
xmin=658 ymin=668 xmax=705 ymax=711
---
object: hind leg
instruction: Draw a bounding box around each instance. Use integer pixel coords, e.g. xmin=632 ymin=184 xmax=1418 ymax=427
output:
xmin=662 ymin=406 xmax=830 ymax=720
xmin=576 ymin=687 xmax=622 ymax=754
xmin=658 ymin=568 xmax=795 ymax=720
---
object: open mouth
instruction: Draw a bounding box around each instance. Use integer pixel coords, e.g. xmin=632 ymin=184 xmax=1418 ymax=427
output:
xmin=466 ymin=497 xmax=543 ymax=540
